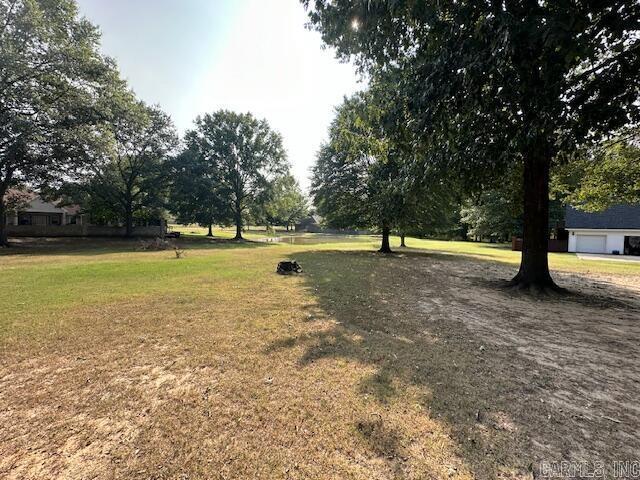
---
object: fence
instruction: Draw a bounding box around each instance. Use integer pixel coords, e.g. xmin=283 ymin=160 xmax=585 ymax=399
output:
xmin=7 ymin=223 xmax=164 ymax=238
xmin=511 ymin=237 xmax=568 ymax=253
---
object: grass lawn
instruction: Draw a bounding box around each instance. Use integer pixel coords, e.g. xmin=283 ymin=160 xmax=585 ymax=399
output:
xmin=1 ymin=233 xmax=639 ymax=479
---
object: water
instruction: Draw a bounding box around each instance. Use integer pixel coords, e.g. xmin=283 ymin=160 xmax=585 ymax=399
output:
xmin=258 ymin=234 xmax=374 ymax=245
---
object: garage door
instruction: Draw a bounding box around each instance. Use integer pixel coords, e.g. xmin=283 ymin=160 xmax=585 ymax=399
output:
xmin=576 ymin=235 xmax=607 ymax=253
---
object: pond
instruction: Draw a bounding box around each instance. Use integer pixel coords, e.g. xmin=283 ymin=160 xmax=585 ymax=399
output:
xmin=258 ymin=234 xmax=375 ymax=245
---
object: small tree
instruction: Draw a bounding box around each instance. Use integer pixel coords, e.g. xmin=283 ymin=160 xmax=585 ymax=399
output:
xmin=184 ymin=111 xmax=287 ymax=240
xmin=1 ymin=189 xmax=32 ymax=227
xmin=265 ymin=174 xmax=308 ymax=231
xmin=0 ymin=0 xmax=118 ymax=245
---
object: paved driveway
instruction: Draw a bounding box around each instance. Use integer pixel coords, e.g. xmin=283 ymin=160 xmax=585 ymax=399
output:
xmin=577 ymin=253 xmax=640 ymax=263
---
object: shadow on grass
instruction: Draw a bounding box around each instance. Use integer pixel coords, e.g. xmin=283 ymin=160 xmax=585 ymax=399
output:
xmin=340 ymin=248 xmax=636 ymax=309
xmin=265 ymin=249 xmax=640 ymax=479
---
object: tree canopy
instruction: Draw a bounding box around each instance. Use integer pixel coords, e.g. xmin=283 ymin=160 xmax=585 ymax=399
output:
xmin=313 ymin=92 xmax=454 ymax=252
xmin=0 ymin=0 xmax=120 ymax=244
xmin=312 ymin=93 xmax=398 ymax=251
xmin=553 ymin=133 xmax=640 ymax=212
xmin=183 ymin=110 xmax=288 ymax=240
xmin=263 ymin=174 xmax=308 ymax=230
xmin=169 ymin=148 xmax=229 ymax=236
xmin=303 ymin=0 xmax=640 ymax=290
xmin=66 ymin=100 xmax=178 ymax=236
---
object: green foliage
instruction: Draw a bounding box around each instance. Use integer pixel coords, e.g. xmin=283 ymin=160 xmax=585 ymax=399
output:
xmin=68 ymin=101 xmax=178 ymax=234
xmin=313 ymin=91 xmax=457 ymax=248
xmin=303 ymin=0 xmax=640 ymax=285
xmin=312 ymin=93 xmax=395 ymax=233
xmin=303 ymin=1 xmax=640 ymax=167
xmin=183 ymin=110 xmax=288 ymax=239
xmin=0 ymin=0 xmax=120 ymax=243
xmin=553 ymin=135 xmax=640 ymax=212
xmin=461 ymin=190 xmax=522 ymax=242
xmin=263 ymin=174 xmax=308 ymax=229
xmin=169 ymin=148 xmax=229 ymax=232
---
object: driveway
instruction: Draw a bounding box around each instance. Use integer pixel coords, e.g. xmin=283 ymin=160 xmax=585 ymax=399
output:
xmin=577 ymin=252 xmax=640 ymax=262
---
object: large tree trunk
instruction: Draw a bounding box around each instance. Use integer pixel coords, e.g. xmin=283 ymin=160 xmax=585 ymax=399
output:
xmin=0 ymin=190 xmax=7 ymax=247
xmin=509 ymin=149 xmax=561 ymax=292
xmin=124 ymin=207 xmax=134 ymax=238
xmin=234 ymin=207 xmax=243 ymax=240
xmin=379 ymin=225 xmax=392 ymax=253
xmin=207 ymin=224 xmax=213 ymax=237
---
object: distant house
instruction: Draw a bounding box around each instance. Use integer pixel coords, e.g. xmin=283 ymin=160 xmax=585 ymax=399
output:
xmin=294 ymin=215 xmax=371 ymax=235
xmin=566 ymin=204 xmax=640 ymax=255
xmin=4 ymin=191 xmax=165 ymax=238
xmin=7 ymin=193 xmax=85 ymax=227
xmin=295 ymin=214 xmax=324 ymax=233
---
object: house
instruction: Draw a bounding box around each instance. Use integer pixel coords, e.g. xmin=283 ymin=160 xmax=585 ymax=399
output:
xmin=566 ymin=204 xmax=640 ymax=255
xmin=4 ymin=192 xmax=165 ymax=238
xmin=295 ymin=214 xmax=324 ymax=233
xmin=294 ymin=214 xmax=371 ymax=235
xmin=6 ymin=193 xmax=85 ymax=227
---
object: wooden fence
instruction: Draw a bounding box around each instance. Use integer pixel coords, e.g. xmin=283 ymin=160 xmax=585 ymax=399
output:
xmin=511 ymin=237 xmax=568 ymax=252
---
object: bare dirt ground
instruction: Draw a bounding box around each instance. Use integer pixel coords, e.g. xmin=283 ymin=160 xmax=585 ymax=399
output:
xmin=1 ymin=247 xmax=639 ymax=479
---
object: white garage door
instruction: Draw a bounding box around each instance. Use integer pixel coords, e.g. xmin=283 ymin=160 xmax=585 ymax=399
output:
xmin=576 ymin=235 xmax=607 ymax=253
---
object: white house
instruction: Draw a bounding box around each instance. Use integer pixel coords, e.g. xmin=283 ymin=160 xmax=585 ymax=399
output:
xmin=566 ymin=205 xmax=640 ymax=255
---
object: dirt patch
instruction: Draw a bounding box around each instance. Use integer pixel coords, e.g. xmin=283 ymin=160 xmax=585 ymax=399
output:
xmin=292 ymin=251 xmax=640 ymax=478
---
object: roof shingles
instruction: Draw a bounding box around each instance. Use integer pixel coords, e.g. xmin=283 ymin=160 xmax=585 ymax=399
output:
xmin=565 ymin=204 xmax=640 ymax=229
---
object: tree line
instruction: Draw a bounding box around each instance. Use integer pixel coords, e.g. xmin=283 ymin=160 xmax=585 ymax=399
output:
xmin=0 ymin=0 xmax=307 ymax=245
xmin=303 ymin=0 xmax=640 ymax=291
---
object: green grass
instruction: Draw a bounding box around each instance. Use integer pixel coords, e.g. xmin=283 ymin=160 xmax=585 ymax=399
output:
xmin=172 ymin=225 xmax=640 ymax=275
xmin=0 ymin=241 xmax=274 ymax=339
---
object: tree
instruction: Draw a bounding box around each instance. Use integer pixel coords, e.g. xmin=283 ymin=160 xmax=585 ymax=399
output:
xmin=312 ymin=94 xmax=397 ymax=252
xmin=2 ymin=188 xmax=32 ymax=224
xmin=183 ymin=111 xmax=287 ymax=240
xmin=553 ymin=134 xmax=640 ymax=212
xmin=313 ymin=92 xmax=452 ymax=253
xmin=169 ymin=149 xmax=228 ymax=236
xmin=0 ymin=0 xmax=119 ymax=245
xmin=72 ymin=100 xmax=177 ymax=236
xmin=460 ymin=190 xmax=522 ymax=243
xmin=264 ymin=174 xmax=308 ymax=230
xmin=460 ymin=167 xmax=524 ymax=242
xmin=303 ymin=0 xmax=640 ymax=291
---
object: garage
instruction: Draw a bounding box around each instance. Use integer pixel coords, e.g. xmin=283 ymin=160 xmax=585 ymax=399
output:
xmin=576 ymin=235 xmax=607 ymax=253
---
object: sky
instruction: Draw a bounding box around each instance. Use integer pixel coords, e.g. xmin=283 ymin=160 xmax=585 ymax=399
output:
xmin=76 ymin=0 xmax=364 ymax=191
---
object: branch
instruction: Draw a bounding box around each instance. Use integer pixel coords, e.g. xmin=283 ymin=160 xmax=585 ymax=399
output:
xmin=568 ymin=42 xmax=640 ymax=87
xmin=0 ymin=0 xmax=19 ymax=38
